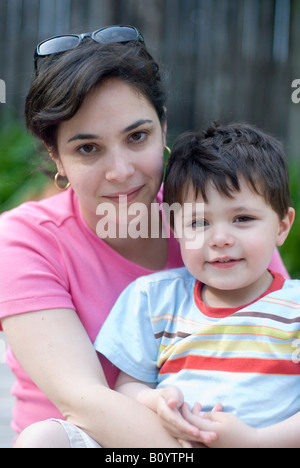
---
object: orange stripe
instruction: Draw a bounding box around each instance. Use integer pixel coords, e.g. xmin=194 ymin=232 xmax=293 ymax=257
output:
xmin=260 ymin=297 xmax=300 ymax=309
xmin=159 ymin=355 xmax=300 ymax=376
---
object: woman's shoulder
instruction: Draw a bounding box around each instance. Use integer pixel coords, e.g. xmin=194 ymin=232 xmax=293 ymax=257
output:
xmin=0 ymin=189 xmax=76 ymax=230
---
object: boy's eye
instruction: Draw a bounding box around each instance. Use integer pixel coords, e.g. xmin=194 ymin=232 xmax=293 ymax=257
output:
xmin=191 ymin=219 xmax=207 ymax=229
xmin=234 ymin=216 xmax=254 ymax=223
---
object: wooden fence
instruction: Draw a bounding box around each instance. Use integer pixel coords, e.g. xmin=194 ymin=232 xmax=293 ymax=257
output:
xmin=0 ymin=0 xmax=300 ymax=156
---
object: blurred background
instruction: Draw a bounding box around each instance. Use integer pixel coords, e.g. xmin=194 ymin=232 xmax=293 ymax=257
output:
xmin=0 ymin=0 xmax=300 ymax=276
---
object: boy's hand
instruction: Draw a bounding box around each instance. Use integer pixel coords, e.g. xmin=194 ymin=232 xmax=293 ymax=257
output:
xmin=156 ymin=387 xmax=219 ymax=446
xmin=181 ymin=403 xmax=259 ymax=448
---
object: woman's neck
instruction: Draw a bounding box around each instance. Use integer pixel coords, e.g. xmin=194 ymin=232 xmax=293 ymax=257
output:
xmin=83 ymin=199 xmax=169 ymax=270
xmin=104 ymin=235 xmax=168 ymax=270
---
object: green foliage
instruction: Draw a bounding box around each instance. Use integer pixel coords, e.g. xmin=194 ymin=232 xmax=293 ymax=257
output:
xmin=0 ymin=121 xmax=49 ymax=213
xmin=279 ymin=161 xmax=300 ymax=279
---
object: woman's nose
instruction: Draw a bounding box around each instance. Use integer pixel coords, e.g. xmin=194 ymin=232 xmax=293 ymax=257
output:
xmin=105 ymin=152 xmax=135 ymax=182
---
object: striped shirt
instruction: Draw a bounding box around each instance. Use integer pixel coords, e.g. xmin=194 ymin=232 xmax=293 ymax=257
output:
xmin=96 ymin=268 xmax=300 ymax=428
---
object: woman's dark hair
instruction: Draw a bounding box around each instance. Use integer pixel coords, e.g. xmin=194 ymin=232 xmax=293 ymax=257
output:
xmin=25 ymin=40 xmax=167 ymax=153
xmin=164 ymin=122 xmax=292 ymax=222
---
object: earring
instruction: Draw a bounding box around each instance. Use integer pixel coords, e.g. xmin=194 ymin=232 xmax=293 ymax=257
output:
xmin=164 ymin=146 xmax=171 ymax=166
xmin=54 ymin=172 xmax=71 ymax=191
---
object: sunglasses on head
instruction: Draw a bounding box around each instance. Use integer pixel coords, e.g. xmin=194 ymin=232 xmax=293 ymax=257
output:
xmin=34 ymin=25 xmax=145 ymax=70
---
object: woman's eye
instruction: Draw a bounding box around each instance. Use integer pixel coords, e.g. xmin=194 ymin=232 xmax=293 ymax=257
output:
xmin=78 ymin=144 xmax=97 ymax=155
xmin=129 ymin=132 xmax=147 ymax=143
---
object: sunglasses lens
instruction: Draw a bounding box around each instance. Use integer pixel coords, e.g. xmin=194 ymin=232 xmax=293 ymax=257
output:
xmin=94 ymin=26 xmax=143 ymax=43
xmin=38 ymin=36 xmax=80 ymax=56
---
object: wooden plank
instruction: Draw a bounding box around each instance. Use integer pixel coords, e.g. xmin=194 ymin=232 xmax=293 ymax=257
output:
xmin=0 ymin=0 xmax=296 ymax=150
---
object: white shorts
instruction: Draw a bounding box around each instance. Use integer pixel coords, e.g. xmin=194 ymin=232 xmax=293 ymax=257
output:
xmin=51 ymin=419 xmax=101 ymax=448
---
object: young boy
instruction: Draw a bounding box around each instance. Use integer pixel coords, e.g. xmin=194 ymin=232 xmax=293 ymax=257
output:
xmin=95 ymin=123 xmax=300 ymax=448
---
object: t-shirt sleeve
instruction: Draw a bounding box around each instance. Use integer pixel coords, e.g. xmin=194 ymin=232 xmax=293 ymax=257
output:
xmin=0 ymin=209 xmax=75 ymax=329
xmin=270 ymin=248 xmax=290 ymax=279
xmin=94 ymin=277 xmax=159 ymax=383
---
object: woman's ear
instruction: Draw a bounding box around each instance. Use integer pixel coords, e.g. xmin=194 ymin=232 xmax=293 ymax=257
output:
xmin=276 ymin=207 xmax=295 ymax=247
xmin=54 ymin=159 xmax=66 ymax=177
xmin=44 ymin=142 xmax=66 ymax=177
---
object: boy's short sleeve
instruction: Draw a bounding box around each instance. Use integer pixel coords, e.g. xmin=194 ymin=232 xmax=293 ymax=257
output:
xmin=94 ymin=277 xmax=159 ymax=383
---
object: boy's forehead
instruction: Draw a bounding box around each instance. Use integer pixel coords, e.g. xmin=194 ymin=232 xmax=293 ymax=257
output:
xmin=183 ymin=177 xmax=264 ymax=205
xmin=183 ymin=185 xmax=203 ymax=203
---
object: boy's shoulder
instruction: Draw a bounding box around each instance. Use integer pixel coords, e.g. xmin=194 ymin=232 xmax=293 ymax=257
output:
xmin=278 ymin=277 xmax=300 ymax=301
xmin=255 ymin=277 xmax=300 ymax=312
xmin=136 ymin=267 xmax=195 ymax=289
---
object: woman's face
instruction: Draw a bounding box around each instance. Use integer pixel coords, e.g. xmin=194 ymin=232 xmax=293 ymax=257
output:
xmin=52 ymin=78 xmax=166 ymax=232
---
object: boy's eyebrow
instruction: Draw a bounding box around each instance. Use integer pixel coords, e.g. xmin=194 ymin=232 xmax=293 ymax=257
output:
xmin=231 ymin=206 xmax=263 ymax=213
xmin=195 ymin=205 xmax=264 ymax=217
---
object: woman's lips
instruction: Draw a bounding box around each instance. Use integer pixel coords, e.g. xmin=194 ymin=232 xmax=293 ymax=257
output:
xmin=103 ymin=186 xmax=144 ymax=204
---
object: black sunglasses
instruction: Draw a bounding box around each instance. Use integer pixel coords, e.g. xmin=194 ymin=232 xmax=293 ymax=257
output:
xmin=34 ymin=25 xmax=144 ymax=70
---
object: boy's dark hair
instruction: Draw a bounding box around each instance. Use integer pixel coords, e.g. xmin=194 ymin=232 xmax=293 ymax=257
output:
xmin=163 ymin=123 xmax=292 ymax=223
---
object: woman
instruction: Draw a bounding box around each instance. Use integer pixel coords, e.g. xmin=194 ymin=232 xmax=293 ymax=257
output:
xmin=0 ymin=25 xmax=288 ymax=448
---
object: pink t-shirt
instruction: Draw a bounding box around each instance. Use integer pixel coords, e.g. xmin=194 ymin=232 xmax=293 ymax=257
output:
xmin=0 ymin=188 xmax=184 ymax=434
xmin=0 ymin=188 xmax=289 ymax=434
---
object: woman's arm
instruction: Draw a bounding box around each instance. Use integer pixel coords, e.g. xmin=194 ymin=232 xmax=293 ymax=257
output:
xmin=2 ymin=309 xmax=180 ymax=448
xmin=116 ymin=371 xmax=187 ymax=417
xmin=115 ymin=371 xmax=217 ymax=445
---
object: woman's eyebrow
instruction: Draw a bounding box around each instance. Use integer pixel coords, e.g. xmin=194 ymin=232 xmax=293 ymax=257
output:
xmin=67 ymin=120 xmax=153 ymax=143
xmin=121 ymin=119 xmax=153 ymax=134
xmin=68 ymin=133 xmax=100 ymax=143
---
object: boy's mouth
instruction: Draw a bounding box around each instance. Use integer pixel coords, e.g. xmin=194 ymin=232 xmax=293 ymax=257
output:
xmin=208 ymin=257 xmax=243 ymax=269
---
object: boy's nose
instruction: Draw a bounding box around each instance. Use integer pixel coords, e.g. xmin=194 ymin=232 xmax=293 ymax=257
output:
xmin=209 ymin=225 xmax=235 ymax=249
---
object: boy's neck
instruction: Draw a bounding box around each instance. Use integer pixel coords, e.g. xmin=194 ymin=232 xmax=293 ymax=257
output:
xmin=201 ymin=270 xmax=274 ymax=309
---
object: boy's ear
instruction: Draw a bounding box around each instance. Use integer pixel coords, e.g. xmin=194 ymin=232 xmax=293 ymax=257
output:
xmin=276 ymin=207 xmax=295 ymax=247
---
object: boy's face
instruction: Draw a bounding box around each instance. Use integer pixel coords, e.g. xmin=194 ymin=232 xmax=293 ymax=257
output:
xmin=176 ymin=178 xmax=294 ymax=306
